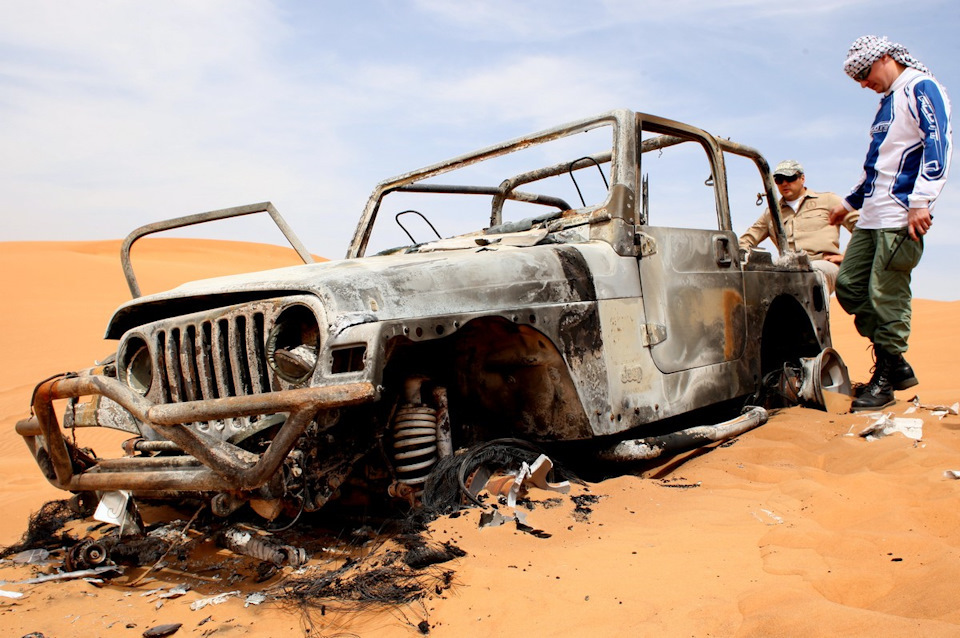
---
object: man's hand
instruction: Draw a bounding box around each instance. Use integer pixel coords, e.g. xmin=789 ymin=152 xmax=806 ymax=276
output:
xmin=828 ymin=204 xmax=848 ymax=226
xmin=907 ymin=206 xmax=933 ymax=241
xmin=823 ymin=253 xmax=844 ymax=264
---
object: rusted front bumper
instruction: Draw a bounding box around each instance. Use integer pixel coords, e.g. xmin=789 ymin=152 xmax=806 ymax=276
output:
xmin=15 ymin=374 xmax=375 ymax=494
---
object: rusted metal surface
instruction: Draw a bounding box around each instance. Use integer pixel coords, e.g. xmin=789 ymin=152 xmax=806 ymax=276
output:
xmin=121 ymin=202 xmax=314 ymax=298
xmin=598 ymin=407 xmax=769 ymax=462
xmin=20 ymin=373 xmax=374 ymax=493
xmin=16 ymin=108 xmax=841 ymax=520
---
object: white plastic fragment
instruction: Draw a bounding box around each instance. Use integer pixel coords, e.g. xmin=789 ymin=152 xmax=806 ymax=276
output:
xmin=503 ymin=454 xmax=570 ymax=508
xmin=858 ymin=413 xmax=923 ymax=441
xmin=94 ymin=490 xmax=141 ymax=535
xmin=478 ymin=509 xmax=510 ymax=529
xmin=478 ymin=454 xmax=571 ymax=527
xmin=751 ymin=509 xmax=784 ymax=525
xmin=910 ymin=397 xmax=960 ymax=419
xmin=245 ymin=592 xmax=267 ymax=607
xmin=527 ymin=455 xmax=571 ymax=493
xmin=142 ymin=585 xmax=189 ymax=600
xmin=944 ymin=470 xmax=960 ymax=480
xmin=189 ymin=590 xmax=240 ymax=611
xmin=7 ymin=565 xmax=121 ymax=585
xmin=761 ymin=509 xmax=783 ymax=524
xmin=159 ymin=585 xmax=190 ymax=599
xmin=0 ymin=590 xmax=24 ymax=599
xmin=10 ymin=549 xmax=50 ymax=565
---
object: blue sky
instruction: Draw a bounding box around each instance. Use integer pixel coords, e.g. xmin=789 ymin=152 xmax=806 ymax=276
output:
xmin=2 ymin=0 xmax=959 ymax=300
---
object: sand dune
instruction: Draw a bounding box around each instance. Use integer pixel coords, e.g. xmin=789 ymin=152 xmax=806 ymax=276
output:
xmin=0 ymin=240 xmax=957 ymax=637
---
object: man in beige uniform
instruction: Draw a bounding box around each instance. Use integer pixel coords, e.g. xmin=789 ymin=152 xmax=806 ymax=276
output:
xmin=740 ymin=160 xmax=858 ymax=293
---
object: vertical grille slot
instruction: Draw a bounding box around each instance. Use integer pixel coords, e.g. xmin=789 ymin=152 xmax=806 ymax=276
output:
xmin=195 ymin=321 xmax=218 ymax=400
xmin=248 ymin=312 xmax=270 ymax=394
xmin=156 ymin=331 xmax=171 ymax=404
xmin=213 ymin=319 xmax=236 ymax=398
xmin=230 ymin=316 xmax=253 ymax=397
xmin=180 ymin=324 xmax=201 ymax=401
xmin=164 ymin=328 xmax=185 ymax=402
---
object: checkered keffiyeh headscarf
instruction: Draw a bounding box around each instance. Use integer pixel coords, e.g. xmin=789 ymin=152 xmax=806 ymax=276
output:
xmin=843 ymin=35 xmax=929 ymax=79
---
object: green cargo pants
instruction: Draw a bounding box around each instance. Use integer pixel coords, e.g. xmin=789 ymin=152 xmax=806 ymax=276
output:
xmin=835 ymin=227 xmax=923 ymax=355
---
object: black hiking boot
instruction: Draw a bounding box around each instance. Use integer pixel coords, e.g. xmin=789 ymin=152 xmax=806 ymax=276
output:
xmin=851 ymin=354 xmax=895 ymax=412
xmin=853 ymin=347 xmax=918 ymax=397
xmin=853 ymin=347 xmax=885 ymax=398
xmin=851 ymin=379 xmax=895 ymax=411
xmin=885 ymin=352 xmax=918 ymax=391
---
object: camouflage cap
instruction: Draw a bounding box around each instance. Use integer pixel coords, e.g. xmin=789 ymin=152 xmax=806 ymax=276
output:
xmin=773 ymin=160 xmax=803 ymax=177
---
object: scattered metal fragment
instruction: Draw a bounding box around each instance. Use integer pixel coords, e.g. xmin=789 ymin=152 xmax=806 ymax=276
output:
xmin=599 ymin=407 xmax=769 ymax=462
xmin=189 ymin=590 xmax=240 ymax=611
xmin=858 ymin=413 xmax=923 ymax=441
xmin=10 ymin=549 xmax=50 ymax=565
xmin=496 ymin=454 xmax=570 ymax=508
xmin=6 ymin=564 xmax=122 ymax=585
xmin=94 ymin=491 xmax=143 ymax=536
xmin=217 ymin=525 xmax=308 ymax=567
xmin=65 ymin=538 xmax=110 ymax=571
xmin=478 ymin=509 xmax=510 ymax=529
xmin=0 ymin=589 xmax=24 ymax=599
xmin=141 ymin=585 xmax=190 ymax=600
xmin=159 ymin=585 xmax=190 ymax=599
xmin=127 ymin=506 xmax=204 ymax=588
xmin=657 ymin=480 xmax=702 ymax=489
xmin=244 ymin=592 xmax=267 ymax=607
xmin=907 ymin=396 xmax=960 ymax=419
xmin=943 ymin=470 xmax=960 ymax=480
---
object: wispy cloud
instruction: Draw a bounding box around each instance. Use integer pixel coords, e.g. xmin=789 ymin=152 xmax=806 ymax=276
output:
xmin=0 ymin=0 xmax=957 ymax=298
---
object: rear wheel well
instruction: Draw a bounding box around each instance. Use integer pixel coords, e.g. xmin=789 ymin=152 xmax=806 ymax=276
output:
xmin=759 ymin=295 xmax=823 ymax=376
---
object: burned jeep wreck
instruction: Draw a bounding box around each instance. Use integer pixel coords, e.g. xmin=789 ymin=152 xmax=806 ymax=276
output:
xmin=16 ymin=110 xmax=849 ymax=524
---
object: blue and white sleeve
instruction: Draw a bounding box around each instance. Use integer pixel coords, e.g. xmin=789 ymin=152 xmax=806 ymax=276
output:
xmin=909 ymin=79 xmax=952 ymax=208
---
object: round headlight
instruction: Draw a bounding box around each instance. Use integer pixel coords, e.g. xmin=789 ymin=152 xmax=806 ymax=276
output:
xmin=267 ymin=305 xmax=320 ymax=383
xmin=119 ymin=337 xmax=153 ymax=395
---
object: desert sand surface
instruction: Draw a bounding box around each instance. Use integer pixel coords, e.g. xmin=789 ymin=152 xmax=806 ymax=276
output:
xmin=0 ymin=239 xmax=958 ymax=638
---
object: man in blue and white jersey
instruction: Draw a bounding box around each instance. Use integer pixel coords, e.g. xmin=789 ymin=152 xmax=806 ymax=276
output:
xmin=828 ymin=35 xmax=952 ymax=412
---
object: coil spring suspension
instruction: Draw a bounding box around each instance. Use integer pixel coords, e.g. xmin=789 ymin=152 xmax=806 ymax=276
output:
xmin=391 ymin=403 xmax=439 ymax=495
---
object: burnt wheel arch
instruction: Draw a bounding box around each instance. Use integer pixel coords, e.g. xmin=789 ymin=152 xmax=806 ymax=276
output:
xmin=759 ymin=295 xmax=823 ymax=376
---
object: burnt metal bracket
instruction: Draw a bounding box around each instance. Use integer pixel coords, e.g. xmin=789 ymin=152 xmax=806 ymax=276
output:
xmin=634 ymin=231 xmax=658 ymax=258
xmin=641 ymin=323 xmax=667 ymax=346
xmin=120 ymin=202 xmax=315 ymax=299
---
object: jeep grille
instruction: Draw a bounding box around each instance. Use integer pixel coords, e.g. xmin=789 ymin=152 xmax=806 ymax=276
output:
xmin=118 ymin=296 xmax=325 ymax=438
xmin=155 ymin=313 xmax=272 ymax=405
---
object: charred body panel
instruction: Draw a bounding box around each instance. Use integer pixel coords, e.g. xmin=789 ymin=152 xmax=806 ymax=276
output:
xmin=16 ymin=109 xmax=843 ymax=520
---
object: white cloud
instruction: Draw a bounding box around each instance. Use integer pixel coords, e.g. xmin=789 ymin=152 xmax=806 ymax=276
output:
xmin=0 ymin=0 xmax=958 ymax=298
xmin=0 ymin=1 xmax=368 ymax=251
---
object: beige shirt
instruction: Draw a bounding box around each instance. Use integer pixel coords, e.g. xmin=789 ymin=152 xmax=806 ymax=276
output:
xmin=739 ymin=189 xmax=859 ymax=261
